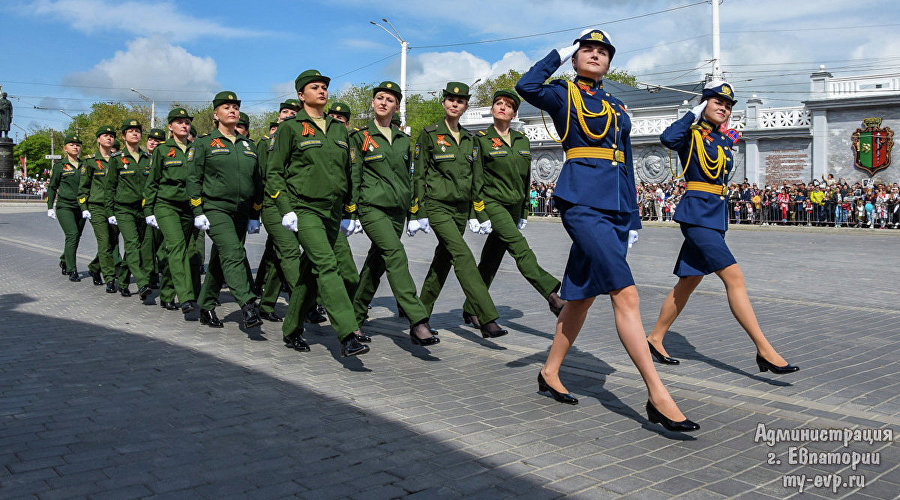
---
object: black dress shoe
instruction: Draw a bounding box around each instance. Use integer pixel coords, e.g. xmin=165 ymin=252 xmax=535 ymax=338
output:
xmin=138 ymin=285 xmax=152 ymax=300
xmin=181 ymin=300 xmax=197 ymax=314
xmin=106 ymin=281 xmax=117 ymax=293
xmin=547 ymin=291 xmax=566 ymax=317
xmin=59 ymin=261 xmax=67 ymax=275
xmin=479 ymin=321 xmax=508 ymax=338
xmin=429 ymin=328 xmax=439 ymax=335
xmin=537 ymin=372 xmax=578 ymax=404
xmin=306 ymin=308 xmax=327 ymax=324
xmin=648 ymin=342 xmax=680 ymax=365
xmin=241 ymin=304 xmax=262 ymax=329
xmin=284 ymin=332 xmax=311 ymax=352
xmin=462 ymin=311 xmax=482 ymax=329
xmin=354 ymin=331 xmax=372 ymax=343
xmin=68 ymin=271 xmax=81 ymax=282
xmin=160 ymin=300 xmax=179 ymax=310
xmin=259 ymin=311 xmax=282 ymax=322
xmin=646 ymin=400 xmax=700 ymax=432
xmin=756 ymin=353 xmax=799 ymax=374
xmin=119 ymin=285 xmax=132 ymax=297
xmin=160 ymin=300 xmax=172 ymax=309
xmin=410 ymin=322 xmax=439 ymax=346
xmin=199 ymin=309 xmax=223 ymax=328
xmin=340 ymin=335 xmax=370 ymax=357
xmin=89 ymin=270 xmax=103 ymax=286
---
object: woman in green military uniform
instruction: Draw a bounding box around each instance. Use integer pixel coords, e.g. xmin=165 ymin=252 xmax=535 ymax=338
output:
xmin=350 ymin=81 xmax=438 ymax=346
xmin=462 ymin=90 xmax=566 ymax=326
xmin=187 ymin=91 xmax=264 ymax=329
xmin=106 ymin=119 xmax=153 ymax=299
xmin=144 ymin=108 xmax=202 ymax=314
xmin=411 ymin=82 xmax=508 ymax=338
xmin=78 ymin=125 xmax=122 ymax=292
xmin=47 ymin=133 xmax=86 ymax=282
xmin=267 ymin=69 xmax=369 ymax=357
xmin=142 ymin=127 xmax=169 ymax=297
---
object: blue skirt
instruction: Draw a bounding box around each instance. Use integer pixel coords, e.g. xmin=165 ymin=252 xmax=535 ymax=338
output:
xmin=673 ymin=223 xmax=737 ymax=277
xmin=558 ymin=200 xmax=635 ymax=299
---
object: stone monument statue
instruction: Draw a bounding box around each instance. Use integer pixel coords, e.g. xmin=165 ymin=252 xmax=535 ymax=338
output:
xmin=0 ymin=85 xmax=16 ymax=180
xmin=0 ymin=89 xmax=11 ymax=139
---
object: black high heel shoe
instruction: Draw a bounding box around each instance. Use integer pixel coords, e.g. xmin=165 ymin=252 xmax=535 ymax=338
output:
xmin=462 ymin=311 xmax=482 ymax=329
xmin=646 ymin=401 xmax=699 ymax=432
xmin=756 ymin=353 xmax=799 ymax=374
xmin=537 ymin=372 xmax=578 ymax=405
xmin=480 ymin=321 xmax=507 ymax=338
xmin=409 ymin=322 xmax=439 ymax=346
xmin=648 ymin=341 xmax=680 ymax=365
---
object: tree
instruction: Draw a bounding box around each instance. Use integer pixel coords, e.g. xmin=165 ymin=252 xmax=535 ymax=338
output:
xmin=14 ymin=128 xmax=64 ymax=178
xmin=61 ymin=102 xmax=150 ymax=157
xmin=404 ymin=93 xmax=444 ymax=145
xmin=331 ymin=83 xmax=375 ymax=130
xmin=472 ymin=70 xmax=524 ymax=108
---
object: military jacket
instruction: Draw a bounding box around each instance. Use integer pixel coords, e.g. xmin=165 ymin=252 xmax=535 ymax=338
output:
xmin=186 ymin=129 xmax=262 ymax=218
xmin=105 ymin=148 xmax=151 ymax=212
xmin=660 ymin=112 xmax=733 ymax=231
xmin=413 ymin=119 xmax=485 ymax=219
xmin=143 ymin=137 xmax=192 ymax=216
xmin=266 ymin=110 xmax=353 ymax=218
xmin=77 ymin=152 xmax=112 ymax=210
xmin=516 ymin=50 xmax=639 ymax=229
xmin=47 ymin=158 xmax=81 ymax=209
xmin=475 ymin=126 xmax=532 ymax=220
xmin=349 ymin=118 xmax=413 ymax=213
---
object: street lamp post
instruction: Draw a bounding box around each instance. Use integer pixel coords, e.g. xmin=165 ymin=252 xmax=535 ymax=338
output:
xmin=370 ymin=18 xmax=408 ymax=128
xmin=130 ymin=88 xmax=155 ymax=128
xmin=59 ymin=109 xmax=79 ymax=134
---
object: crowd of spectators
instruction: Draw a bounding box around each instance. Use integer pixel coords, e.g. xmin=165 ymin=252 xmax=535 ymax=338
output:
xmin=530 ymin=181 xmax=557 ymax=216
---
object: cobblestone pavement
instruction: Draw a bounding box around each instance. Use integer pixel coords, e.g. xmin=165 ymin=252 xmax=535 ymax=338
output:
xmin=1 ymin=204 xmax=897 ymax=499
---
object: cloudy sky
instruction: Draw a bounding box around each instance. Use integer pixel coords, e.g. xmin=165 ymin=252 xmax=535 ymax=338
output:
xmin=3 ymin=0 xmax=899 ymax=136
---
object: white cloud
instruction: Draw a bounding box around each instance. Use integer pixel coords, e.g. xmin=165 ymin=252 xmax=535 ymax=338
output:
xmin=63 ymin=36 xmax=218 ymax=103
xmin=22 ymin=0 xmax=278 ymax=41
xmin=405 ymin=51 xmax=534 ymax=94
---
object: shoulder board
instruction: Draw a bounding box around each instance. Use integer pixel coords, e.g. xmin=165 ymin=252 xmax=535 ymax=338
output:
xmin=424 ymin=124 xmax=438 ymax=132
xmin=477 ymin=130 xmax=486 ymax=136
xmin=197 ymin=133 xmax=210 ymax=139
xmin=110 ymin=151 xmax=122 ymax=157
xmin=350 ymin=125 xmax=367 ymax=137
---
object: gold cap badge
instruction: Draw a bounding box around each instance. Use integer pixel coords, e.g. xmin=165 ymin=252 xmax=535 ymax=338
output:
xmin=590 ymin=32 xmax=604 ymax=42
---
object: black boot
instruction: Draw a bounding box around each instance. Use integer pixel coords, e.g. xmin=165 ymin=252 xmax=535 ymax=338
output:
xmin=340 ymin=335 xmax=370 ymax=357
xmin=199 ymin=309 xmax=223 ymax=328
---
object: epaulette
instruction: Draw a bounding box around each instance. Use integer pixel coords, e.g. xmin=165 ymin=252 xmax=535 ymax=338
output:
xmin=477 ymin=130 xmax=486 ymax=136
xmin=350 ymin=125 xmax=368 ymax=137
xmin=424 ymin=124 xmax=437 ymax=132
xmin=110 ymin=151 xmax=122 ymax=157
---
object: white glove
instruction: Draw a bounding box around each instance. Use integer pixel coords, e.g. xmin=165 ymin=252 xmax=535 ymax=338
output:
xmin=418 ymin=217 xmax=430 ymax=234
xmin=247 ymin=219 xmax=260 ymax=234
xmin=467 ymin=219 xmax=481 ymax=233
xmin=479 ymin=220 xmax=493 ymax=234
xmin=406 ymin=219 xmax=421 ymax=237
xmin=556 ymin=29 xmax=587 ymax=62
xmin=82 ymin=210 xmax=91 ymax=220
xmin=517 ymin=218 xmax=527 ymax=230
xmin=192 ymin=214 xmax=209 ymax=230
xmin=47 ymin=209 xmax=56 ymax=219
xmin=690 ymin=101 xmax=708 ymax=124
xmin=108 ymin=216 xmax=118 ymax=226
xmin=281 ymin=211 xmax=298 ymax=232
xmin=340 ymin=219 xmax=355 ymax=236
xmin=627 ymin=229 xmax=639 ymax=248
xmin=145 ymin=215 xmax=158 ymax=229
xmin=352 ymin=219 xmax=364 ymax=234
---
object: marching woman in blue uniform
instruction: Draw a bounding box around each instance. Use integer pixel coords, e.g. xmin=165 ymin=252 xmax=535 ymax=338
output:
xmin=517 ymin=29 xmax=698 ymax=431
xmin=647 ymin=81 xmax=798 ymax=375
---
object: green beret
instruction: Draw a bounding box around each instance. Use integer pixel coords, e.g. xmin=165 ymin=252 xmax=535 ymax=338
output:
xmin=268 ymin=121 xmax=279 ymax=129
xmin=442 ymin=81 xmax=470 ymax=100
xmin=96 ymin=125 xmax=116 ymax=138
xmin=373 ymin=81 xmax=402 ymax=102
xmin=112 ymin=139 xmax=121 ymax=150
xmin=64 ymin=133 xmax=82 ymax=145
xmin=327 ymin=101 xmax=351 ymax=119
xmin=148 ymin=128 xmax=166 ymax=141
xmin=492 ymin=89 xmax=521 ymax=111
xmin=238 ymin=112 xmax=250 ymax=127
xmin=120 ymin=118 xmax=143 ymax=134
xmin=189 ymin=126 xmax=197 ymax=137
xmin=279 ymin=99 xmax=300 ymax=112
xmin=294 ymin=69 xmax=330 ymax=92
xmin=167 ymin=107 xmax=193 ymax=123
xmin=212 ymin=90 xmax=240 ymax=108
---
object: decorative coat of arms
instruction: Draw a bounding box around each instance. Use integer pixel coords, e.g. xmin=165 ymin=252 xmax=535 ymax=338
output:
xmin=851 ymin=117 xmax=893 ymax=176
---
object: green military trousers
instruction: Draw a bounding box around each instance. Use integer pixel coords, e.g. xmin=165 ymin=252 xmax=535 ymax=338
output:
xmin=197 ymin=209 xmax=255 ymax=310
xmin=333 ymin=233 xmax=359 ymax=297
xmin=156 ymin=200 xmax=201 ymax=304
xmin=258 ymin=202 xmax=302 ymax=315
xmin=353 ymin=205 xmax=428 ymax=327
xmin=86 ymin=202 xmax=119 ymax=282
xmin=115 ymin=202 xmax=150 ymax=289
xmin=282 ymin=208 xmax=358 ymax=340
xmin=419 ymin=200 xmax=500 ymax=324
xmin=55 ymin=205 xmax=85 ymax=273
xmin=463 ymin=201 xmax=560 ymax=315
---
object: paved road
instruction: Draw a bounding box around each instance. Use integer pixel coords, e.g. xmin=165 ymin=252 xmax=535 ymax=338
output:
xmin=1 ymin=204 xmax=897 ymax=499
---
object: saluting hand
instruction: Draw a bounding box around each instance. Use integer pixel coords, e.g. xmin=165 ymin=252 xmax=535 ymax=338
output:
xmin=691 ymin=101 xmax=708 ymax=124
